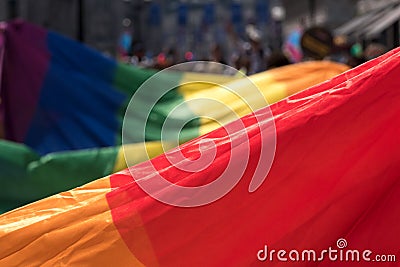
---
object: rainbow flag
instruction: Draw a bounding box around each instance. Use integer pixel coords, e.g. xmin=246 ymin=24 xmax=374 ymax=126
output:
xmin=0 ymin=20 xmax=348 ymax=213
xmin=0 ymin=47 xmax=398 ymax=266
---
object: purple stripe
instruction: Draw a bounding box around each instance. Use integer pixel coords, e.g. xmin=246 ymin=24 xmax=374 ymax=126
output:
xmin=1 ymin=20 xmax=50 ymax=142
xmin=0 ymin=23 xmax=5 ymax=138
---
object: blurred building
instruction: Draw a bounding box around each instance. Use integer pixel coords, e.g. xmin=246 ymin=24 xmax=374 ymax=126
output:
xmin=0 ymin=1 xmax=7 ymax=20
xmin=0 ymin=0 xmax=397 ymax=56
xmin=336 ymin=0 xmax=400 ymax=49
xmin=357 ymin=0 xmax=400 ymax=13
xmin=0 ymin=0 xmax=124 ymax=55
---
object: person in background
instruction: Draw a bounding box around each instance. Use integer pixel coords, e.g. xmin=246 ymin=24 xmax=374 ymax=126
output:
xmin=326 ymin=35 xmax=351 ymax=64
xmin=245 ymin=24 xmax=267 ymax=75
xmin=266 ymin=51 xmax=290 ymax=69
xmin=117 ymin=18 xmax=133 ymax=63
xmin=364 ymin=43 xmax=387 ymax=61
xmin=347 ymin=42 xmax=365 ymax=68
xmin=205 ymin=44 xmax=229 ymax=74
xmin=154 ymin=47 xmax=179 ymax=70
xmin=130 ymin=42 xmax=145 ymax=66
xmin=283 ymin=19 xmax=304 ymax=63
xmin=210 ymin=44 xmax=227 ymax=65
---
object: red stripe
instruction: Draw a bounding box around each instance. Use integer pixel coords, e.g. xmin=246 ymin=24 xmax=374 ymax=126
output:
xmin=107 ymin=48 xmax=400 ymax=266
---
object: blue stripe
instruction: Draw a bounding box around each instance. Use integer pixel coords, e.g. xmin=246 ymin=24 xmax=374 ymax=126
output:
xmin=25 ymin=32 xmax=126 ymax=154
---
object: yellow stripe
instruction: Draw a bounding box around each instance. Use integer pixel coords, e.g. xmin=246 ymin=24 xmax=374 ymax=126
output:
xmin=179 ymin=72 xmax=285 ymax=135
xmin=180 ymin=72 xmax=236 ymax=92
xmin=114 ymin=141 xmax=176 ymax=172
xmin=179 ymin=62 xmax=349 ymax=135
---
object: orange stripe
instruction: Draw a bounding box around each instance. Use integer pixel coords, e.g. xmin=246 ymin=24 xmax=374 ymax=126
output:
xmin=0 ymin=177 xmax=143 ymax=266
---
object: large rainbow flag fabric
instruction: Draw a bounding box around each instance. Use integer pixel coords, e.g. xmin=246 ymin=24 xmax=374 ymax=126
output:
xmin=0 ymin=20 xmax=348 ymax=213
xmin=0 ymin=47 xmax=398 ymax=265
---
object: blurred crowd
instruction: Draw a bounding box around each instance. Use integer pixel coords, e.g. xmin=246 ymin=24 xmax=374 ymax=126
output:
xmin=117 ymin=22 xmax=389 ymax=75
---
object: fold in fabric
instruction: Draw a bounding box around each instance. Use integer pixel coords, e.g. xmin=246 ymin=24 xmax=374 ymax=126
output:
xmin=0 ymin=48 xmax=398 ymax=266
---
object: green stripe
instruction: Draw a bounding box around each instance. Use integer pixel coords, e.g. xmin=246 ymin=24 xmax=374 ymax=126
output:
xmin=113 ymin=64 xmax=200 ymax=143
xmin=0 ymin=140 xmax=119 ymax=213
xmin=113 ymin=64 xmax=158 ymax=145
xmin=113 ymin=63 xmax=158 ymax=95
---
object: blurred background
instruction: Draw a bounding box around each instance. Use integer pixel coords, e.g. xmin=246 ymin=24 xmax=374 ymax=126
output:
xmin=1 ymin=0 xmax=399 ymax=72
